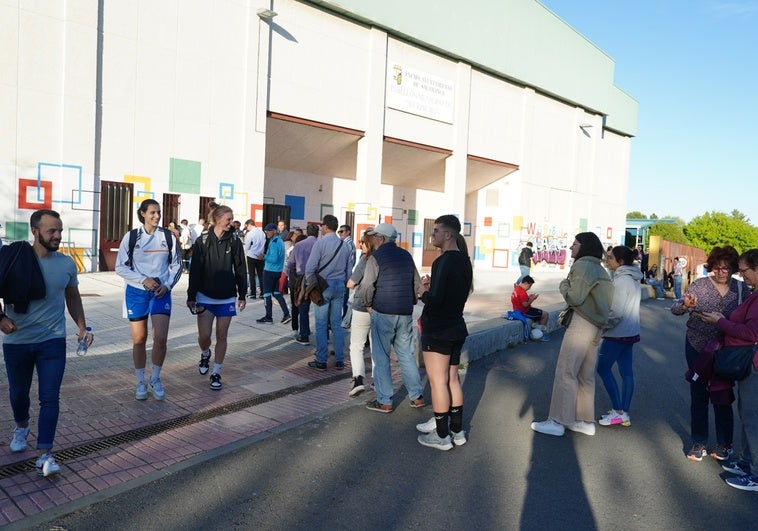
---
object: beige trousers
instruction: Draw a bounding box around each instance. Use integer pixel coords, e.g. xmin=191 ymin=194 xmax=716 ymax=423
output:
xmin=548 ymin=312 xmax=602 ymax=424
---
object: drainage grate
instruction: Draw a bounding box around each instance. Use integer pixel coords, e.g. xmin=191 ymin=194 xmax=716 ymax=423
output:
xmin=0 ymin=371 xmax=350 ymax=480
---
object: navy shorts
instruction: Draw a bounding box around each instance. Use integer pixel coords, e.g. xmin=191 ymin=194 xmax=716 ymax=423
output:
xmin=420 ymin=335 xmax=465 ymax=366
xmin=524 ymin=308 xmax=544 ymax=321
xmin=125 ymin=284 xmax=172 ymax=321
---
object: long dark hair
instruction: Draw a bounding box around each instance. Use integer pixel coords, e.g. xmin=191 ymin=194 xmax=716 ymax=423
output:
xmin=137 ymin=199 xmax=160 ymax=224
xmin=574 ymin=232 xmax=605 ymax=260
xmin=610 ymin=245 xmax=637 ymax=266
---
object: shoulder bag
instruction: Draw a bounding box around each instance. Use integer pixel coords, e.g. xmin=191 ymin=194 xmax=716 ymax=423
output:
xmin=713 ymin=344 xmax=757 ymax=381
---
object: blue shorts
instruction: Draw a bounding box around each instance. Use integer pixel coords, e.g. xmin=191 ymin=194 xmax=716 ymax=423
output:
xmin=200 ymin=302 xmax=237 ymax=317
xmin=524 ymin=308 xmax=544 ymax=321
xmin=125 ymin=284 xmax=172 ymax=321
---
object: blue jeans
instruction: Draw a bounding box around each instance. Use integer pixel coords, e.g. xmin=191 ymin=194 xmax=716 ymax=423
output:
xmin=673 ymin=275 xmax=683 ymax=299
xmin=647 ymin=279 xmax=665 ymax=298
xmin=686 ymin=338 xmax=733 ymax=446
xmin=314 ymin=280 xmax=345 ymax=363
xmin=370 ymin=311 xmax=423 ymax=406
xmin=515 ymin=265 xmax=530 ymax=285
xmin=3 ymin=338 xmax=66 ymax=449
xmin=597 ymin=339 xmax=635 ymax=412
xmin=298 ymin=298 xmax=311 ymax=338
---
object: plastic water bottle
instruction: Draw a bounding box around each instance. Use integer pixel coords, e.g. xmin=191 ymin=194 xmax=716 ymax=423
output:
xmin=76 ymin=327 xmax=92 ymax=356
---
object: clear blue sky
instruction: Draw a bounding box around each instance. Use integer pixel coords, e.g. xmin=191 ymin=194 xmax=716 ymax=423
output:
xmin=539 ymin=0 xmax=758 ymax=224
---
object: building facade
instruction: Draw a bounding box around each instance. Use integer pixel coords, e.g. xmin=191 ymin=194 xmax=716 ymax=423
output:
xmin=1 ymin=0 xmax=637 ymax=272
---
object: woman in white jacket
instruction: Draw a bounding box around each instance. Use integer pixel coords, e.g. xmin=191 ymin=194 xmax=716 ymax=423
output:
xmin=597 ymin=245 xmax=642 ymax=427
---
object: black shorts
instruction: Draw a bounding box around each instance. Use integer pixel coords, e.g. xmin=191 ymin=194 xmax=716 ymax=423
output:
xmin=523 ymin=308 xmax=543 ymax=321
xmin=421 ymin=336 xmax=465 ymax=366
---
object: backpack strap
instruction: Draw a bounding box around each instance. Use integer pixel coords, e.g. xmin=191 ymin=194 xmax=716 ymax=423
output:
xmin=125 ymin=228 xmax=139 ymax=271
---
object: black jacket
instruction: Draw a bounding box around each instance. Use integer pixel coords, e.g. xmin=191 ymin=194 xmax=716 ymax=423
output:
xmin=0 ymin=241 xmax=46 ymax=313
xmin=187 ymin=230 xmax=247 ymax=301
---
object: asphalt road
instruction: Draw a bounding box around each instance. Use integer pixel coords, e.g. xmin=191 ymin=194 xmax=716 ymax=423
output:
xmin=27 ymin=300 xmax=758 ymax=530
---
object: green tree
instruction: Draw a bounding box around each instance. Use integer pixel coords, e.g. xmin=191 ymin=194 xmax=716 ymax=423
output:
xmin=649 ymin=221 xmax=689 ymax=246
xmin=626 ymin=211 xmax=646 ymax=219
xmin=684 ymin=211 xmax=758 ymax=253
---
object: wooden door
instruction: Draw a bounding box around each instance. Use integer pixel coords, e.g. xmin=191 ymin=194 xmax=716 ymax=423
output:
xmin=98 ymin=181 xmax=133 ymax=271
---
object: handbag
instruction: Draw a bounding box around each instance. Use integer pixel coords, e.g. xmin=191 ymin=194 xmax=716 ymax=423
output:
xmin=558 ymin=307 xmax=574 ymax=328
xmin=306 ymin=241 xmax=344 ymax=306
xmin=713 ymin=344 xmax=757 ymax=381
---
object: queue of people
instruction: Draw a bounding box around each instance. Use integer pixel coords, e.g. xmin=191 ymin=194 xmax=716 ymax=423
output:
xmin=5 ymin=205 xmax=757 ymax=490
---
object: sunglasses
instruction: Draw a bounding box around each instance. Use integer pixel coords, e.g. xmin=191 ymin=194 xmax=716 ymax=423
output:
xmin=337 ymin=230 xmax=345 ymax=234
xmin=190 ymin=305 xmax=206 ymax=315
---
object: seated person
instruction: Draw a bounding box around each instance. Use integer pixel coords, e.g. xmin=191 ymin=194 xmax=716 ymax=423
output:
xmin=510 ymin=275 xmax=548 ymax=328
xmin=646 ymin=264 xmax=666 ymax=300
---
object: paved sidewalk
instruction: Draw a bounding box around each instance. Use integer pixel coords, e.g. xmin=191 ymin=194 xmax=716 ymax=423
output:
xmin=0 ymin=267 xmax=567 ymax=526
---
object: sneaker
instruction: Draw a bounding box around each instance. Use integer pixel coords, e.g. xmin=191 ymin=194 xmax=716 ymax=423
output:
xmin=687 ymin=443 xmax=707 ymax=461
xmin=335 ymin=361 xmax=345 ymax=370
xmin=725 ymin=474 xmax=758 ymax=491
xmin=256 ymin=316 xmax=273 ymax=323
xmin=656 ymin=297 xmax=665 ymax=301
xmin=349 ymin=376 xmax=365 ymax=397
xmin=36 ymin=453 xmax=61 ymax=477
xmin=307 ymin=360 xmax=327 ymax=371
xmin=281 ymin=315 xmax=292 ymax=324
xmin=135 ymin=381 xmax=148 ymax=401
xmin=10 ymin=427 xmax=29 ymax=452
xmin=417 ymin=431 xmax=453 ymax=451
xmin=567 ymin=420 xmax=596 ymax=436
xmin=598 ymin=410 xmax=631 ymax=427
xmin=295 ymin=336 xmax=309 ymax=345
xmin=366 ymin=399 xmax=393 ymax=413
xmin=148 ymin=377 xmax=165 ymax=400
xmin=451 ymin=429 xmax=467 ymax=446
xmin=198 ymin=351 xmax=211 ymax=375
xmin=710 ymin=443 xmax=734 ymax=461
xmin=722 ymin=461 xmax=751 ymax=476
xmin=209 ymin=373 xmax=222 ymax=390
xmin=530 ymin=418 xmax=565 ymax=436
xmin=416 ymin=417 xmax=436 ymax=434
xmin=409 ymin=396 xmax=426 ymax=408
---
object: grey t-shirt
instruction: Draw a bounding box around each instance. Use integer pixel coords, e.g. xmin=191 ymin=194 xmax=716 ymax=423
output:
xmin=349 ymin=257 xmax=368 ymax=313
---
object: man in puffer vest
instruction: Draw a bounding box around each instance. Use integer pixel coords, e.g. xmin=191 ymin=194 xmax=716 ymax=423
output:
xmin=357 ymin=223 xmax=425 ymax=413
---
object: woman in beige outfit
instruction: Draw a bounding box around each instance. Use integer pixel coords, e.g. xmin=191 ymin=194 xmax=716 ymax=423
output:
xmin=531 ymin=232 xmax=613 ymax=437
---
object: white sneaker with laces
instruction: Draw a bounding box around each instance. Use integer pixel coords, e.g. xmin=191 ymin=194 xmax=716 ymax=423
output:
xmin=10 ymin=427 xmax=29 ymax=452
xmin=451 ymin=429 xmax=467 ymax=446
xmin=149 ymin=377 xmax=166 ymax=400
xmin=135 ymin=381 xmax=147 ymax=401
xmin=530 ymin=418 xmax=565 ymax=436
xmin=36 ymin=453 xmax=61 ymax=477
xmin=599 ymin=410 xmax=630 ymax=427
xmin=567 ymin=420 xmax=596 ymax=436
xmin=416 ymin=417 xmax=436 ymax=434
xmin=417 ymin=431 xmax=453 ymax=451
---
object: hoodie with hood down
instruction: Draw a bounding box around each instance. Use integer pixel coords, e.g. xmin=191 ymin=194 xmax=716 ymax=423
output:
xmin=604 ymin=264 xmax=643 ymax=339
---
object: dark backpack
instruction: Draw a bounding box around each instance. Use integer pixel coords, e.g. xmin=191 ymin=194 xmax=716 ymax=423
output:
xmin=125 ymin=227 xmax=175 ymax=270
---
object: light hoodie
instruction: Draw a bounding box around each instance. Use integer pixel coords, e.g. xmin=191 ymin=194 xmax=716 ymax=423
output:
xmin=604 ymin=264 xmax=643 ymax=338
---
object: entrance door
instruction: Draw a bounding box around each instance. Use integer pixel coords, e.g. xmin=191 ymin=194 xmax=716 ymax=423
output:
xmin=421 ymin=218 xmax=441 ymax=267
xmin=98 ymin=181 xmax=133 ymax=271
xmin=162 ymin=193 xmax=180 ymax=228
xmin=263 ymin=204 xmax=291 ymax=229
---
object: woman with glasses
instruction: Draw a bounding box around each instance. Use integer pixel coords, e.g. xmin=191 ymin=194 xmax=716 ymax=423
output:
xmin=671 ymin=246 xmax=740 ymax=461
xmin=187 ymin=204 xmax=247 ymax=390
xmin=698 ymin=249 xmax=758 ymax=490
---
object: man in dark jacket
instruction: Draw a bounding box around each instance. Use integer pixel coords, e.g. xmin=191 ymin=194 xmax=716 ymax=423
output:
xmin=356 ymin=223 xmax=424 ymax=413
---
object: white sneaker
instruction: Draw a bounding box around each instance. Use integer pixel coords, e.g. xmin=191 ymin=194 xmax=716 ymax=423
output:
xmin=10 ymin=427 xmax=29 ymax=452
xmin=567 ymin=420 xmax=596 ymax=436
xmin=135 ymin=381 xmax=147 ymax=401
xmin=530 ymin=418 xmax=565 ymax=436
xmin=416 ymin=417 xmax=436 ymax=434
xmin=149 ymin=377 xmax=166 ymax=400
xmin=36 ymin=453 xmax=61 ymax=477
xmin=599 ymin=410 xmax=630 ymax=427
xmin=451 ymin=429 xmax=467 ymax=446
xmin=417 ymin=431 xmax=453 ymax=451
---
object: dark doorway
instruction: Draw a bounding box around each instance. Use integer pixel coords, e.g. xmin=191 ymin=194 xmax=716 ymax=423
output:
xmin=263 ymin=204 xmax=291 ymax=229
xmin=162 ymin=193 xmax=180 ymax=228
xmin=98 ymin=181 xmax=133 ymax=271
xmin=199 ymin=196 xmax=216 ymax=223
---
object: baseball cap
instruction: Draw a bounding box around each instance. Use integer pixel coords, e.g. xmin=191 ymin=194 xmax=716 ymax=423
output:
xmin=365 ymin=223 xmax=397 ymax=240
xmin=263 ymin=223 xmax=277 ymax=231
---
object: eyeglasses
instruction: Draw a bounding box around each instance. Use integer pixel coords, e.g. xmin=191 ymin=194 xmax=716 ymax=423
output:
xmin=432 ymin=228 xmax=450 ymax=234
xmin=738 ymin=267 xmax=752 ymax=275
xmin=337 ymin=230 xmax=344 ymax=234
xmin=711 ymin=267 xmax=730 ymax=273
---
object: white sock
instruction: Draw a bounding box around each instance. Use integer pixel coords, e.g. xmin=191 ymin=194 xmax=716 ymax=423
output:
xmin=135 ymin=368 xmax=146 ymax=383
xmin=213 ymin=363 xmax=222 ymax=375
xmin=152 ymin=365 xmax=162 ymax=380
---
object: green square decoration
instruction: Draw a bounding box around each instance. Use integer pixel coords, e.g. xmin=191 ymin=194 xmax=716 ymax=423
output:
xmin=5 ymin=221 xmax=29 ymax=241
xmin=169 ymin=158 xmax=201 ymax=194
xmin=407 ymin=209 xmax=418 ymax=225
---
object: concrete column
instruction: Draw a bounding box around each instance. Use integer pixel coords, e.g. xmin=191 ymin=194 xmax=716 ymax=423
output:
xmin=355 ymin=28 xmax=387 ymax=204
xmin=443 ymin=62 xmax=472 ymax=217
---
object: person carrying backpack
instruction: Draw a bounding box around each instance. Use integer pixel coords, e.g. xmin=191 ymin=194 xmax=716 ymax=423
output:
xmin=115 ymin=199 xmax=182 ymax=402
